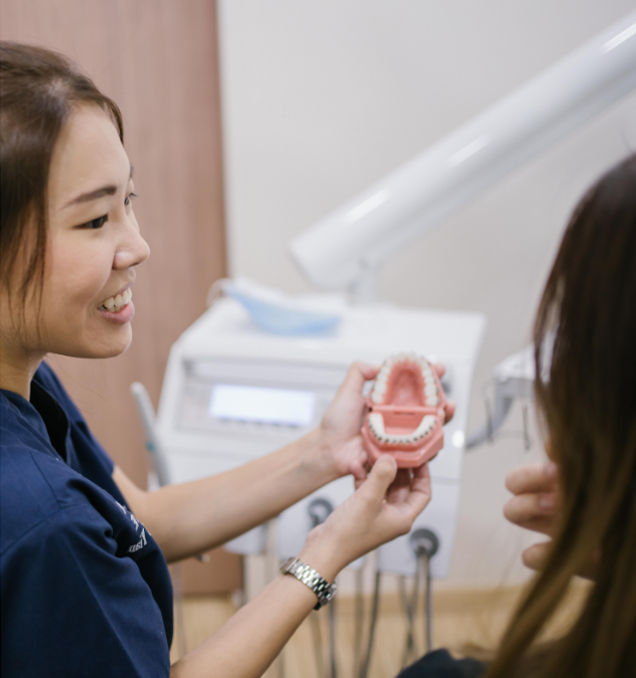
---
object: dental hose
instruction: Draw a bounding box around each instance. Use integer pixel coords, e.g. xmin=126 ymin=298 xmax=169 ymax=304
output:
xmin=408 ymin=528 xmax=439 ymax=657
xmin=353 ymin=568 xmax=364 ymax=677
xmin=400 ymin=567 xmax=422 ymax=668
xmin=306 ymin=499 xmax=336 ymax=678
xmin=358 ymin=569 xmax=382 ymax=678
xmin=311 ymin=612 xmax=325 ymax=678
xmin=422 ymin=551 xmax=433 ymax=653
xmin=329 ymin=594 xmax=338 ymax=678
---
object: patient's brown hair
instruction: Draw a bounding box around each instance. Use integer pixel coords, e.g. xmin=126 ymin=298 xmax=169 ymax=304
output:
xmin=486 ymin=154 xmax=636 ymax=677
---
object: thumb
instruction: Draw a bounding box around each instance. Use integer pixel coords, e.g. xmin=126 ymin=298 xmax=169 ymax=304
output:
xmin=360 ymin=455 xmax=397 ymax=502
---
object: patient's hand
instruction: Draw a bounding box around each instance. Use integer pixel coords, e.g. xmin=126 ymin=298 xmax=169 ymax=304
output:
xmin=504 ymin=460 xmax=560 ymax=572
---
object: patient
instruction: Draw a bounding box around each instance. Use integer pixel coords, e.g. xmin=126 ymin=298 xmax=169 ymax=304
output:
xmin=399 ymin=153 xmax=636 ymax=678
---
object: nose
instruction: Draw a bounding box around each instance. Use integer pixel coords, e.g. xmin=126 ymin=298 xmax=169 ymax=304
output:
xmin=113 ymin=220 xmax=151 ymax=270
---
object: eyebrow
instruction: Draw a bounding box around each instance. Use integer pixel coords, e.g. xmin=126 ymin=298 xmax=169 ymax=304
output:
xmin=63 ymin=165 xmax=134 ymax=209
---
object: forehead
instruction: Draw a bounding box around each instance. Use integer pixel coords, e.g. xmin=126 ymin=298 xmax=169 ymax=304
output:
xmin=48 ymin=105 xmax=130 ymax=207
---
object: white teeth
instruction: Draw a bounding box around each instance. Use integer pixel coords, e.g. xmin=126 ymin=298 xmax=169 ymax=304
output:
xmin=374 ymin=382 xmax=387 ymax=395
xmin=368 ymin=413 xmax=436 ymax=445
xmin=102 ymin=287 xmax=132 ymax=312
xmin=426 ymin=396 xmax=439 ymax=406
xmin=425 ymin=384 xmax=437 ymax=396
xmin=371 ymin=393 xmax=383 ymax=404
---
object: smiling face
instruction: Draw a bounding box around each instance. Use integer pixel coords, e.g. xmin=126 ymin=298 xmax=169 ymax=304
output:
xmin=2 ymin=104 xmax=150 ymax=366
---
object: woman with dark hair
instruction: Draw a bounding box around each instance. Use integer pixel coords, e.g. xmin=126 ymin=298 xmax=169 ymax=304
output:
xmin=0 ymin=42 xmax=454 ymax=677
xmin=399 ymin=155 xmax=636 ymax=677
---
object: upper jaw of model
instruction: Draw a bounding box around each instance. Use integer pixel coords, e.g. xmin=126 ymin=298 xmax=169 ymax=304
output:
xmin=361 ymin=352 xmax=448 ymax=468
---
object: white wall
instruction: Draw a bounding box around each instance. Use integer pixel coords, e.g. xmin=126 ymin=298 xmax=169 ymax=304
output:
xmin=217 ymin=1 xmax=636 ymax=588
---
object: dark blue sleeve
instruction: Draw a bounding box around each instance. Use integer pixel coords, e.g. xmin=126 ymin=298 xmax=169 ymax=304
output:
xmin=35 ymin=362 xmax=127 ymax=503
xmin=1 ymin=504 xmax=170 ymax=678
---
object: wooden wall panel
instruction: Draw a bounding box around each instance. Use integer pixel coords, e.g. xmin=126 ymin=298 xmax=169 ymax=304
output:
xmin=1 ymin=0 xmax=240 ymax=593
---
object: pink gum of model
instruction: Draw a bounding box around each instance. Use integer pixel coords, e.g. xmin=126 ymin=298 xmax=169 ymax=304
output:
xmin=361 ymin=355 xmax=448 ymax=469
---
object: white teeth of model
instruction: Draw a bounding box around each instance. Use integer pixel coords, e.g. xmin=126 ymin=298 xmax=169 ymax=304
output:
xmin=424 ymin=375 xmax=435 ymax=386
xmin=114 ymin=293 xmax=122 ymax=307
xmin=371 ymin=393 xmax=383 ymax=404
xmin=426 ymin=396 xmax=439 ymax=406
xmin=425 ymin=384 xmax=437 ymax=396
xmin=374 ymin=382 xmax=387 ymax=395
xmin=104 ymin=297 xmax=116 ymax=310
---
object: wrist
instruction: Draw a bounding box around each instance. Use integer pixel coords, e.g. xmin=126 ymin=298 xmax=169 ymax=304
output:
xmin=298 ymin=529 xmax=347 ymax=583
xmin=299 ymin=428 xmax=341 ymax=485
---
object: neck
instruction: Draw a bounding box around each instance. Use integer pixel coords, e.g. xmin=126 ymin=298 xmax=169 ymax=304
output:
xmin=0 ymin=340 xmax=43 ymax=400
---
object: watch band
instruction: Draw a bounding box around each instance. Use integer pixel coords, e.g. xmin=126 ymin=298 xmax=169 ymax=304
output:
xmin=280 ymin=557 xmax=337 ymax=610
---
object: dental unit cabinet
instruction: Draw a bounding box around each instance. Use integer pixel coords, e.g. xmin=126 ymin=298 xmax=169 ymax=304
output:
xmin=156 ymin=294 xmax=484 ymax=579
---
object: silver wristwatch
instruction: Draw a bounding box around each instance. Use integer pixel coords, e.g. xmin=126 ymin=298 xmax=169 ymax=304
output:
xmin=280 ymin=557 xmax=337 ymax=610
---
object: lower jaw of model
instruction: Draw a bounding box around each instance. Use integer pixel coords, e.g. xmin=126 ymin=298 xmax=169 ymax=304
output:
xmin=361 ymin=353 xmax=447 ymax=468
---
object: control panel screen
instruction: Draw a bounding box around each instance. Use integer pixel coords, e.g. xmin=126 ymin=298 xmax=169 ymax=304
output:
xmin=208 ymin=384 xmax=316 ymax=427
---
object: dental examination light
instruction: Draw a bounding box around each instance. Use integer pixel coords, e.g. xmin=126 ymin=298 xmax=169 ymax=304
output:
xmin=289 ymin=11 xmax=636 ymax=301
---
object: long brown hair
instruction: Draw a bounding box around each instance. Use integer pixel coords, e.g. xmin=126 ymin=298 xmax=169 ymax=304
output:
xmin=0 ymin=41 xmax=123 ymax=308
xmin=486 ymin=154 xmax=636 ymax=677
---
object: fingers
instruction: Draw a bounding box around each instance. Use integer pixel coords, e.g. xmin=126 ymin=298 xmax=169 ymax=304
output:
xmin=340 ymin=361 xmax=380 ymax=394
xmin=349 ymin=457 xmax=369 ymax=482
xmin=505 ymin=462 xmax=558 ymax=495
xmin=443 ymin=400 xmax=456 ymax=423
xmin=503 ymin=493 xmax=557 ymax=535
xmin=359 ymin=454 xmax=397 ymax=502
xmin=405 ymin=462 xmax=432 ymax=514
xmin=385 ymin=469 xmax=412 ymax=505
xmin=522 ymin=541 xmax=551 ymax=571
xmin=433 ymin=363 xmax=446 ymax=378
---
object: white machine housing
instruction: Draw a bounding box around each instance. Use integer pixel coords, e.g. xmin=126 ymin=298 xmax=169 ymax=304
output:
xmin=156 ymin=296 xmax=485 ymax=578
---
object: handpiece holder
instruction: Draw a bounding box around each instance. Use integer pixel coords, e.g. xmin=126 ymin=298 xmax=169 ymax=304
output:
xmin=409 ymin=528 xmax=440 ymax=560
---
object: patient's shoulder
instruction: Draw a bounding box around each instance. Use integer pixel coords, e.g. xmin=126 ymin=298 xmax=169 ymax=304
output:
xmin=397 ymin=649 xmax=486 ymax=678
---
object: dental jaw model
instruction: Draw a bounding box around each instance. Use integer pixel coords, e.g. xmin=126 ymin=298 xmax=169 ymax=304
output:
xmin=361 ymin=353 xmax=448 ymax=468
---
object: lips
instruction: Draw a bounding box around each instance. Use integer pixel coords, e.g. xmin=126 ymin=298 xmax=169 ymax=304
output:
xmin=361 ymin=353 xmax=448 ymax=468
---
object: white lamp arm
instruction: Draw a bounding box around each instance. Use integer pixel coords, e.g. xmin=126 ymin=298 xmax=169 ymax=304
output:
xmin=288 ymin=12 xmax=636 ymax=293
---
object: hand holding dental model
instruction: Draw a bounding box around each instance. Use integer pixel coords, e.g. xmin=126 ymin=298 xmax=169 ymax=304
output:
xmin=362 ymin=353 xmax=453 ymax=468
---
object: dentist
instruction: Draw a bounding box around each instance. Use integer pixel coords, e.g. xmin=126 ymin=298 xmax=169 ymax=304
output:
xmin=0 ymin=42 xmax=452 ymax=678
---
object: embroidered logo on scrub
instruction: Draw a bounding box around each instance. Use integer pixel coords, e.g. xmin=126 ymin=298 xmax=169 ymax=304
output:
xmin=116 ymin=500 xmax=149 ymax=554
xmin=361 ymin=353 xmax=449 ymax=468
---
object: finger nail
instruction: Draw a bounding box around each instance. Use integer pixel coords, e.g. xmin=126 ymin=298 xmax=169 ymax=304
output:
xmin=538 ymin=494 xmax=556 ymax=510
xmin=545 ymin=461 xmax=557 ymax=478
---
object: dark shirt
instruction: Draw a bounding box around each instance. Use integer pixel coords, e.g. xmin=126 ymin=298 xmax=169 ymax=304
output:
xmin=397 ymin=649 xmax=486 ymax=678
xmin=1 ymin=362 xmax=173 ymax=677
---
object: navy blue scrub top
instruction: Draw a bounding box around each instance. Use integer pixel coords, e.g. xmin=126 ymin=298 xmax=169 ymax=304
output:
xmin=1 ymin=362 xmax=173 ymax=677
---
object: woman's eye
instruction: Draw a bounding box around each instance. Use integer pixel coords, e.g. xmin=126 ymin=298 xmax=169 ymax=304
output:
xmin=79 ymin=214 xmax=108 ymax=229
xmin=124 ymin=192 xmax=138 ymax=207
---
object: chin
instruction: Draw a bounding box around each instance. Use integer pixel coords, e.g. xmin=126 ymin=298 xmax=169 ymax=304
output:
xmin=75 ymin=327 xmax=133 ymax=359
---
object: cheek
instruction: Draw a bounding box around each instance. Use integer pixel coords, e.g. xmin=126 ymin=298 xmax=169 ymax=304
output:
xmin=45 ymin=237 xmax=113 ymax=312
